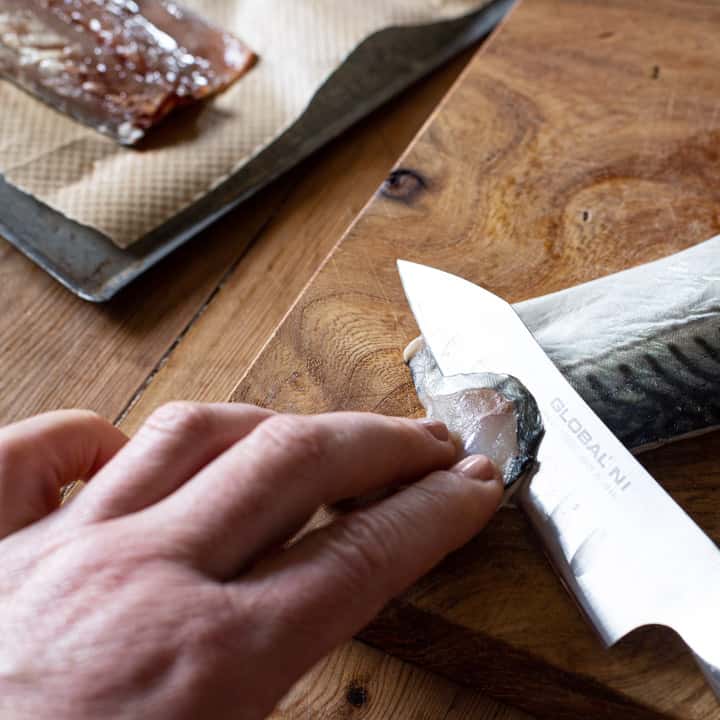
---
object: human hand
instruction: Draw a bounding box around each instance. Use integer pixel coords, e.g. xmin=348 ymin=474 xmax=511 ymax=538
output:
xmin=0 ymin=404 xmax=502 ymax=719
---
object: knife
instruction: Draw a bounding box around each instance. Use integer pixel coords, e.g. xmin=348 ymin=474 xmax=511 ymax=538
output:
xmin=397 ymin=259 xmax=720 ymax=698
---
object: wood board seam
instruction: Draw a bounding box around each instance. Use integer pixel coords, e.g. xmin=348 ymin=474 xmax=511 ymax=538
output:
xmin=358 ymin=599 xmax=664 ymax=720
xmin=225 ymin=177 xmax=388 ymax=405
xmin=113 ymin=185 xmax=295 ymax=428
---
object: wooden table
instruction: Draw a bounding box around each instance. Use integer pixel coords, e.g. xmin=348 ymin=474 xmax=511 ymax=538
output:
xmin=229 ymin=0 xmax=720 ymax=716
xmin=0 ymin=49 xmax=529 ymax=720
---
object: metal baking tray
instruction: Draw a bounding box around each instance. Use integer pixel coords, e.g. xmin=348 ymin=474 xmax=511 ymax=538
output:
xmin=0 ymin=0 xmax=513 ymax=301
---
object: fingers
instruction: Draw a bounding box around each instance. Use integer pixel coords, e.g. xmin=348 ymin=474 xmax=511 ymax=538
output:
xmin=71 ymin=403 xmax=273 ymax=523
xmin=233 ymin=456 xmax=503 ymax=675
xmin=0 ymin=410 xmax=127 ymax=538
xmin=151 ymin=413 xmax=457 ymax=578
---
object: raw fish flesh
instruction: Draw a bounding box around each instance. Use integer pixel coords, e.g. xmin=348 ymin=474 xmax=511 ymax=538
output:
xmin=405 ymin=338 xmax=544 ymax=489
xmin=0 ymin=0 xmax=257 ymax=144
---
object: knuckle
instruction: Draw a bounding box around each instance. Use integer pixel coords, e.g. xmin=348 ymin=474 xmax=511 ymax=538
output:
xmin=416 ymin=472 xmax=494 ymax=523
xmin=325 ymin=513 xmax=396 ymax=594
xmin=66 ymin=409 xmax=120 ymax=440
xmin=183 ymin=591 xmax=247 ymax=660
xmin=0 ymin=439 xmax=22 ymax=478
xmin=415 ymin=474 xmax=460 ymax=507
xmin=255 ymin=414 xmax=328 ymax=464
xmin=396 ymin=417 xmax=433 ymax=448
xmin=184 ymin=608 xmax=228 ymax=649
xmin=70 ymin=408 xmax=106 ymax=425
xmin=426 ymin=470 xmax=482 ymax=507
xmin=143 ymin=402 xmax=213 ymax=440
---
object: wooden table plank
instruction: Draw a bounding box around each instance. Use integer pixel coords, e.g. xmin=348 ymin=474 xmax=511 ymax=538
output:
xmin=271 ymin=641 xmax=530 ymax=720
xmin=231 ymin=1 xmax=720 ymax=717
xmin=0 ymin=176 xmax=286 ymax=425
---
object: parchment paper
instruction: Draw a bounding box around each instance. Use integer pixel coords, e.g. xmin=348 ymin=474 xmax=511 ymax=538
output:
xmin=0 ymin=0 xmax=490 ymax=248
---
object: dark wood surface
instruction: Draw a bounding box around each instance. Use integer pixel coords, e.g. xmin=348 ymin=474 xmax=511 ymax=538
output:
xmin=0 ymin=50 xmax=529 ymax=720
xmin=233 ymin=1 xmax=720 ymax=717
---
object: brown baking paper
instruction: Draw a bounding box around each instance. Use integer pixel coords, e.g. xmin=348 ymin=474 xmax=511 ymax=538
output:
xmin=0 ymin=0 xmax=491 ymax=248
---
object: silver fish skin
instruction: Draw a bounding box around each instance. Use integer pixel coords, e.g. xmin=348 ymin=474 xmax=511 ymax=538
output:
xmin=515 ymin=236 xmax=720 ymax=451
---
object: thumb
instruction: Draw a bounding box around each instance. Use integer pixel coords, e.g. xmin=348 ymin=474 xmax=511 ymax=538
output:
xmin=231 ymin=454 xmax=503 ymax=682
xmin=0 ymin=411 xmax=127 ymax=538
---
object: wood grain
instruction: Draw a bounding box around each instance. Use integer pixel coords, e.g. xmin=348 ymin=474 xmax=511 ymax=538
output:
xmin=0 ymin=175 xmax=285 ymax=426
xmin=232 ymin=0 xmax=720 ymax=717
xmin=271 ymin=641 xmax=530 ymax=720
xmin=119 ymin=52 xmax=476 ymax=435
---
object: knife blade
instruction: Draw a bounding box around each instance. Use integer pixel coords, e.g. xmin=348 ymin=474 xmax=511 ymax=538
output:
xmin=397 ymin=259 xmax=720 ymax=698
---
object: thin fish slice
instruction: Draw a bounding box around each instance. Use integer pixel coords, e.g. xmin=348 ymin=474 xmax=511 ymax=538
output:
xmin=405 ymin=338 xmax=544 ymax=489
xmin=0 ymin=0 xmax=257 ymax=145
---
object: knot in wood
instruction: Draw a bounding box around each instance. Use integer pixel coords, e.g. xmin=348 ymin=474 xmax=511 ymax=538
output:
xmin=380 ymin=168 xmax=427 ymax=203
xmin=346 ymin=681 xmax=369 ymax=708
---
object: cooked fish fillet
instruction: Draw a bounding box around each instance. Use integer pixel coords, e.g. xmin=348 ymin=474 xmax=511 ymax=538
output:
xmin=0 ymin=0 xmax=257 ymax=144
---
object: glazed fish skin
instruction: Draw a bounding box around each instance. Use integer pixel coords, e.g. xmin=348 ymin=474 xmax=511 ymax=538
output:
xmin=0 ymin=0 xmax=257 ymax=145
xmin=406 ymin=341 xmax=544 ymax=489
xmin=515 ymin=236 xmax=720 ymax=451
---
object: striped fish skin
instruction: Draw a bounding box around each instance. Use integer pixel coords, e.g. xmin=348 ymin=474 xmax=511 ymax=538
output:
xmin=515 ymin=236 xmax=720 ymax=452
xmin=558 ymin=313 xmax=720 ymax=451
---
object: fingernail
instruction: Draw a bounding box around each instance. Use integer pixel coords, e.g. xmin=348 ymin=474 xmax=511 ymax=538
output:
xmin=454 ymin=455 xmax=499 ymax=482
xmin=416 ymin=418 xmax=449 ymax=442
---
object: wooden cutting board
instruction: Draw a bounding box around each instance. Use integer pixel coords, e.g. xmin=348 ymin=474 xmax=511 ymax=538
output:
xmin=232 ymin=0 xmax=720 ymax=717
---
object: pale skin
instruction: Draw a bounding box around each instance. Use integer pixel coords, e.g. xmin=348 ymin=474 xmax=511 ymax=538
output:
xmin=0 ymin=403 xmax=502 ymax=719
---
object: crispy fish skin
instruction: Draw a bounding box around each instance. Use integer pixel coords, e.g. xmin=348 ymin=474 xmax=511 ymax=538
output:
xmin=406 ymin=340 xmax=544 ymax=490
xmin=0 ymin=0 xmax=257 ymax=145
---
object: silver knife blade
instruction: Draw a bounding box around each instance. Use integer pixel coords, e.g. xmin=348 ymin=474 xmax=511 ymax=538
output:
xmin=397 ymin=259 xmax=720 ymax=697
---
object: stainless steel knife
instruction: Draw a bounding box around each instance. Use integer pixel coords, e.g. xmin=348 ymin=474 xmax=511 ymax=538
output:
xmin=397 ymin=259 xmax=720 ymax=698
